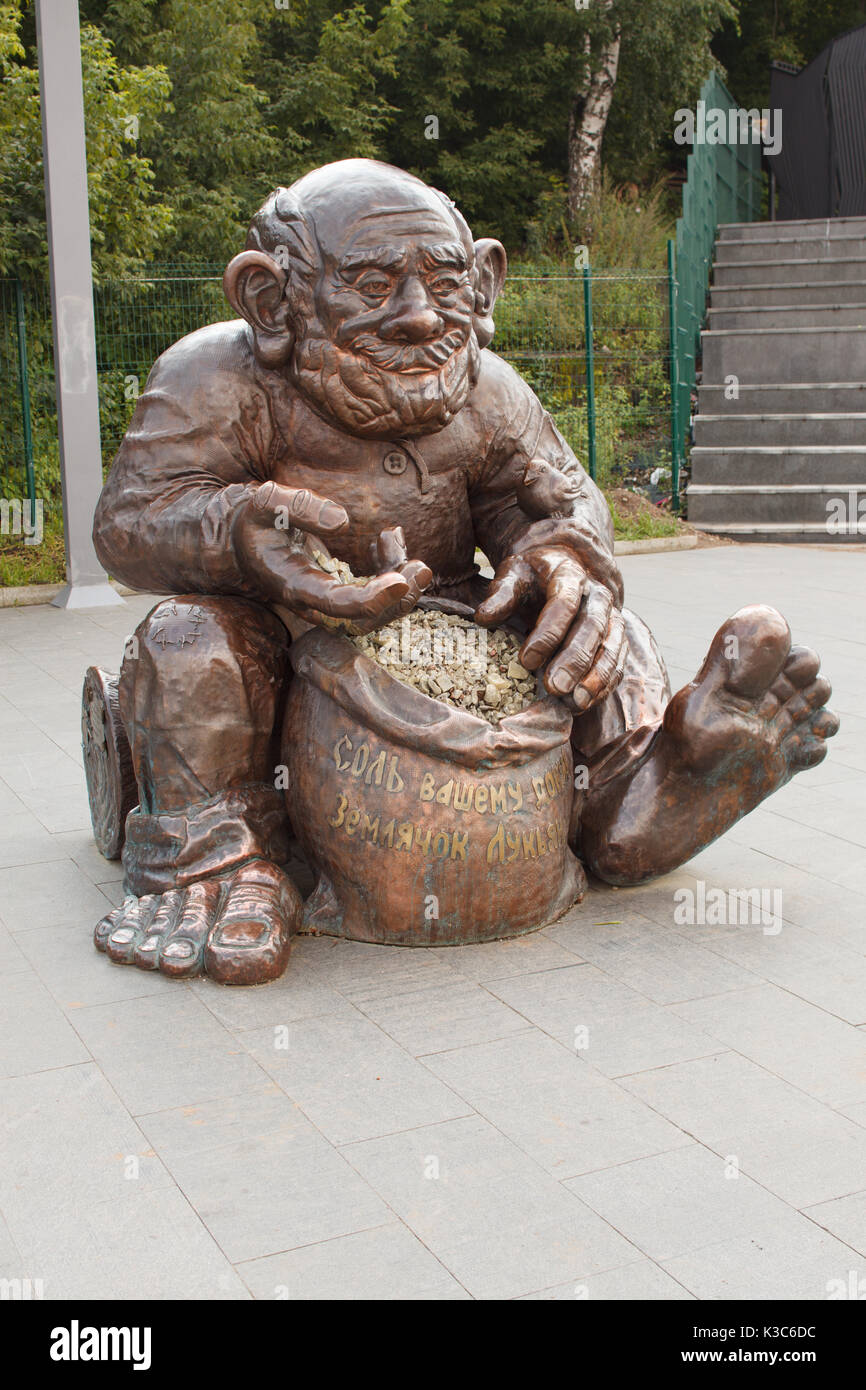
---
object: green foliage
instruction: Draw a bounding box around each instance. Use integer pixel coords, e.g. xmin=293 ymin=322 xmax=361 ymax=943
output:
xmin=0 ymin=1 xmax=172 ymax=281
xmin=713 ymin=0 xmax=866 ymax=111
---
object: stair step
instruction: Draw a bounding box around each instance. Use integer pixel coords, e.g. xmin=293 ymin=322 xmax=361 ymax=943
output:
xmin=716 ymin=235 xmax=866 ymax=264
xmin=702 ymin=327 xmax=866 ymax=383
xmin=687 ymin=482 xmax=866 ymax=528
xmin=697 ymin=383 xmax=866 ymax=414
xmin=689 ymin=447 xmax=866 ymax=486
xmin=693 ymin=414 xmax=866 ymax=446
xmin=707 ymin=304 xmax=866 ymax=329
xmin=687 ymin=521 xmax=866 ymax=543
xmin=710 ymin=282 xmax=866 ymax=308
xmin=713 ymin=258 xmax=866 ymax=286
xmin=718 ymin=217 xmax=866 ymax=241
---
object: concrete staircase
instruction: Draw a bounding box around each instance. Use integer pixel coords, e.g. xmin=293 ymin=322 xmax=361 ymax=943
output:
xmin=687 ymin=216 xmax=866 ymax=542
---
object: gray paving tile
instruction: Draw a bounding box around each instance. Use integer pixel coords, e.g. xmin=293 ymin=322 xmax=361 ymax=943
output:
xmin=661 ymin=1209 xmax=863 ymax=1301
xmin=0 ymin=810 xmax=65 ymax=871
xmin=237 ymin=1222 xmax=470 ymax=1300
xmin=312 ymin=936 xmax=462 ymax=1004
xmin=0 ymin=971 xmax=90 ymax=1078
xmin=803 ymin=1189 xmax=866 ymax=1258
xmin=0 ymin=1210 xmax=24 ymax=1274
xmin=548 ymin=908 xmax=759 ymax=1004
xmin=0 ymin=775 xmax=25 ymax=814
xmin=51 ymin=829 xmax=124 ymax=885
xmin=7 ymin=1184 xmax=249 ymax=1300
xmin=245 ymin=1009 xmax=471 ymax=1145
xmin=355 ymin=978 xmax=531 ymax=1056
xmin=0 ymin=1064 xmax=172 ymax=1222
xmin=137 ymin=1087 xmax=389 ymax=1263
xmin=17 ymin=924 xmax=174 ymax=1010
xmin=18 ymin=782 xmax=94 ymax=834
xmin=189 ymin=948 xmax=356 ymax=1033
xmin=672 ymin=984 xmax=866 ymax=1110
xmin=0 ymin=858 xmax=111 ymax=932
xmin=488 ymin=962 xmax=719 ymax=1078
xmin=622 ymin=1051 xmax=866 ymax=1209
xmin=343 ymin=1114 xmax=639 ymax=1299
xmin=70 ymin=991 xmax=269 ymax=1115
xmin=519 ymin=1260 xmax=694 ymax=1300
xmin=566 ymin=1145 xmax=791 ymax=1262
xmin=424 ymin=1031 xmax=689 ymax=1178
xmin=443 ymin=931 xmax=582 ymax=981
xmin=0 ymin=923 xmax=29 ymax=977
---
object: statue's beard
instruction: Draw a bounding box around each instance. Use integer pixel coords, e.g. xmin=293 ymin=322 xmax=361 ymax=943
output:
xmin=289 ymin=325 xmax=481 ymax=439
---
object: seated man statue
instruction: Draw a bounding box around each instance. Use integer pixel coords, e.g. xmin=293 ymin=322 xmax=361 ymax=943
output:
xmin=91 ymin=158 xmax=838 ymax=985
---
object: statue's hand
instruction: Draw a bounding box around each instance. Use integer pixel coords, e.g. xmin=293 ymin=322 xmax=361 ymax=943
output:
xmin=232 ymin=482 xmax=430 ymax=626
xmin=475 ymin=544 xmax=626 ymax=712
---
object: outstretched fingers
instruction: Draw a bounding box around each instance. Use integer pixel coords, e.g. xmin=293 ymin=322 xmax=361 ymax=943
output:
xmin=518 ymin=557 xmax=587 ymax=671
xmin=544 ymin=581 xmax=613 ymax=696
xmin=252 ymin=481 xmax=348 ymax=536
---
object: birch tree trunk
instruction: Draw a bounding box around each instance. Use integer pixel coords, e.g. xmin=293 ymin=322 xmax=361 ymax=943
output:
xmin=568 ymin=16 xmax=622 ymax=218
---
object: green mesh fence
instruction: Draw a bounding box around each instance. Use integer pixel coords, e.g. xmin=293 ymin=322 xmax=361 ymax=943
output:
xmin=2 ymin=262 xmax=677 ymax=517
xmin=671 ymin=70 xmax=765 ymax=482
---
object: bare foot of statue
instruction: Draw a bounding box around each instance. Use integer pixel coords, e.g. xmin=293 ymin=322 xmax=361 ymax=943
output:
xmin=94 ymin=859 xmax=301 ymax=985
xmin=581 ymin=605 xmax=840 ymax=885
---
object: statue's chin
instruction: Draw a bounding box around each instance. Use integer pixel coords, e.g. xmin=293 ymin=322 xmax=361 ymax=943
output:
xmin=290 ymin=336 xmax=480 ymax=440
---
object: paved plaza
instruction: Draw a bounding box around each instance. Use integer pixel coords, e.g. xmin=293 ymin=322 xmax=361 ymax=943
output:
xmin=1 ymin=544 xmax=865 ymax=1301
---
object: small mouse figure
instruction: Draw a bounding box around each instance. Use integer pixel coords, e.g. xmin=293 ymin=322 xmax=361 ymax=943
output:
xmin=514 ymin=455 xmax=585 ymax=519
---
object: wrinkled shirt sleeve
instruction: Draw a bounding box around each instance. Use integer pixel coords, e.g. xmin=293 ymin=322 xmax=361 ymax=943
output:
xmin=93 ymin=332 xmax=276 ymax=595
xmin=468 ymin=361 xmax=623 ymax=604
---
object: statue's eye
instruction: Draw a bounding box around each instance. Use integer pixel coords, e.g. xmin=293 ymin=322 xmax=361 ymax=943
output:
xmin=356 ymin=273 xmax=391 ymax=298
xmin=429 ymin=273 xmax=461 ymax=296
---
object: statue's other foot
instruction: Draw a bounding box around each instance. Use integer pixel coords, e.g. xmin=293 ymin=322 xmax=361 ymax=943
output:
xmin=664 ymin=604 xmax=839 ymax=786
xmin=581 ymin=605 xmax=839 ymax=887
xmin=94 ymin=860 xmax=301 ymax=985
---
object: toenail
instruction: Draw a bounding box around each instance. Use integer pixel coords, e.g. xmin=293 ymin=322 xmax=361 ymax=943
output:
xmin=162 ymin=940 xmax=195 ymax=959
xmin=213 ymin=924 xmax=271 ymax=948
xmin=141 ymin=935 xmax=161 ymax=952
xmin=110 ymin=928 xmax=136 ymax=944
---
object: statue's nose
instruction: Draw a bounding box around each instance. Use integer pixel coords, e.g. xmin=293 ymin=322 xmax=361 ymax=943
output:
xmin=379 ymin=277 xmax=442 ymax=342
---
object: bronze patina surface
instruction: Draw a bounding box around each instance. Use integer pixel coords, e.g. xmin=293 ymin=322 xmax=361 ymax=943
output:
xmin=86 ymin=159 xmax=838 ymax=984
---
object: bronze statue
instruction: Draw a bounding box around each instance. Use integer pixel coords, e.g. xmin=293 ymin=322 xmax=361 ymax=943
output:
xmin=85 ymin=159 xmax=838 ymax=984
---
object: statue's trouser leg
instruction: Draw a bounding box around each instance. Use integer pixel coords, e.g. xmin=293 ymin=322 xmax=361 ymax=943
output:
xmin=118 ymin=596 xmax=292 ymax=897
xmin=569 ymin=607 xmax=670 ymax=843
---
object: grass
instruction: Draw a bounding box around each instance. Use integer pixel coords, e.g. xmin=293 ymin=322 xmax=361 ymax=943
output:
xmin=0 ymin=506 xmax=66 ymax=587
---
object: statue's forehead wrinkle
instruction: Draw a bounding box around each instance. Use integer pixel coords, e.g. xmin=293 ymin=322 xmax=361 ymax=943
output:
xmin=324 ymin=208 xmax=460 ymax=260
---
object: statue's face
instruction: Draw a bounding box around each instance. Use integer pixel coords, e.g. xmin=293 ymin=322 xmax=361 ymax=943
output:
xmin=289 ymin=200 xmax=481 ymax=439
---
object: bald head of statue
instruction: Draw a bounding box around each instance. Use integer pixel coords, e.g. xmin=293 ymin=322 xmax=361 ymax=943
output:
xmin=223 ymin=159 xmax=507 ymax=440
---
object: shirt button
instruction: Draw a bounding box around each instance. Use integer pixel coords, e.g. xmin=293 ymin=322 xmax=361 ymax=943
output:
xmin=383 ymin=450 xmax=408 ymax=475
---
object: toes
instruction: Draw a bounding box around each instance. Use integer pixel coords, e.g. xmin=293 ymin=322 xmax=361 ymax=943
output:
xmin=158 ymin=880 xmax=223 ymax=978
xmin=204 ymin=862 xmax=300 ymax=986
xmin=721 ymin=606 xmax=791 ymax=698
xmin=812 ymin=707 xmax=840 ymax=739
xmin=132 ymin=889 xmax=184 ymax=971
xmin=788 ymin=733 xmax=831 ymax=769
xmin=697 ymin=606 xmax=791 ymax=699
xmin=94 ymin=902 xmax=126 ymax=952
xmin=781 ymin=644 xmax=821 ymax=688
xmin=104 ymin=895 xmax=159 ymax=964
xmin=774 ymin=676 xmax=833 ymax=735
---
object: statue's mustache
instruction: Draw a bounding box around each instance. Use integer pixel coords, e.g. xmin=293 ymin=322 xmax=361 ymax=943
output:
xmin=349 ymin=328 xmax=468 ymax=373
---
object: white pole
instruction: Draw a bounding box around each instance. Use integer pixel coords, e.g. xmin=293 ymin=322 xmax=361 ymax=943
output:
xmin=36 ymin=0 xmax=123 ymax=608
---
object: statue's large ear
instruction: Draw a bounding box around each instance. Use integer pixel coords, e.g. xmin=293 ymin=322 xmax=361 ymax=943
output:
xmin=472 ymin=238 xmax=507 ymax=347
xmin=223 ymin=251 xmax=292 ymax=367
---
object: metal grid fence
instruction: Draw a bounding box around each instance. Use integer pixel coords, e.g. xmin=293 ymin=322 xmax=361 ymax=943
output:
xmin=1 ymin=262 xmax=680 ymax=516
